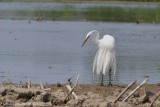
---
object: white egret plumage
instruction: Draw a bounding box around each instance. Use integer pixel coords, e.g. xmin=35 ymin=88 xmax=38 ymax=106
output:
xmin=81 ymin=30 xmax=116 ymax=86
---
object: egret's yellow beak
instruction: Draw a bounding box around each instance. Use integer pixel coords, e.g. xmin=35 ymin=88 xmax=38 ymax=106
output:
xmin=81 ymin=36 xmax=90 ymax=47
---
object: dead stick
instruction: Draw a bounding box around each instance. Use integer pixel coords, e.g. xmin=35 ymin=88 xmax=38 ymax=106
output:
xmin=123 ymin=78 xmax=149 ymax=102
xmin=113 ymin=80 xmax=136 ymax=103
xmin=28 ymin=79 xmax=31 ymax=89
xmin=66 ymin=85 xmax=78 ymax=99
xmin=64 ymin=74 xmax=79 ymax=102
xmin=40 ymin=82 xmax=44 ymax=90
xmin=150 ymin=91 xmax=160 ymax=107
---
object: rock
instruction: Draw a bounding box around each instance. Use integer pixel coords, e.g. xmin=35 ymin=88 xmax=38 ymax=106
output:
xmin=57 ymin=83 xmax=62 ymax=87
xmin=35 ymin=91 xmax=41 ymax=96
xmin=138 ymin=87 xmax=150 ymax=104
xmin=41 ymin=92 xmax=51 ymax=102
xmin=51 ymin=98 xmax=64 ymax=106
xmin=2 ymin=89 xmax=7 ymax=96
xmin=17 ymin=91 xmax=34 ymax=102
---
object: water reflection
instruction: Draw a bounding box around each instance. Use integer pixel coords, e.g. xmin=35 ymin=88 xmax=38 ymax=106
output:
xmin=0 ymin=2 xmax=160 ymax=23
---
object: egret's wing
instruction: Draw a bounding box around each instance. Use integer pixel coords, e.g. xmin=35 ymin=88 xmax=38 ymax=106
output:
xmin=102 ymin=50 xmax=111 ymax=75
xmin=96 ymin=48 xmax=106 ymax=75
xmin=92 ymin=50 xmax=99 ymax=78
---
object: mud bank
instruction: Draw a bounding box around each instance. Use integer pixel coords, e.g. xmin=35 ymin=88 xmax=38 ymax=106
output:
xmin=0 ymin=83 xmax=160 ymax=106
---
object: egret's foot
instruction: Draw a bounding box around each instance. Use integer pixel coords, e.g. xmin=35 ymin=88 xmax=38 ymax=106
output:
xmin=108 ymin=83 xmax=112 ymax=87
xmin=100 ymin=84 xmax=104 ymax=86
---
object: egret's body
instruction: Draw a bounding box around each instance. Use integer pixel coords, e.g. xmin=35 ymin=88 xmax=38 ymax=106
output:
xmin=82 ymin=30 xmax=116 ymax=86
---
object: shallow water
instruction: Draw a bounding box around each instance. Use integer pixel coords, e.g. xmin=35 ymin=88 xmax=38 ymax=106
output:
xmin=0 ymin=20 xmax=160 ymax=84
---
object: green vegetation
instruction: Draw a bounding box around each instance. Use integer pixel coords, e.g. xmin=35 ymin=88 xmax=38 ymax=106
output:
xmin=1 ymin=2 xmax=160 ymax=23
xmin=1 ymin=0 xmax=160 ymax=2
xmin=90 ymin=0 xmax=160 ymax=2
xmin=27 ymin=5 xmax=160 ymax=23
xmin=84 ymin=6 xmax=160 ymax=23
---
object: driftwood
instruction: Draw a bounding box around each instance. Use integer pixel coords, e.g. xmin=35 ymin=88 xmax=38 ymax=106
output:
xmin=64 ymin=74 xmax=79 ymax=102
xmin=150 ymin=91 xmax=160 ymax=107
xmin=123 ymin=78 xmax=149 ymax=102
xmin=113 ymin=80 xmax=136 ymax=103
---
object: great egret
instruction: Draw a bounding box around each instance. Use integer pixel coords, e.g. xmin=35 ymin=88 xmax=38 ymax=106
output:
xmin=81 ymin=30 xmax=116 ymax=86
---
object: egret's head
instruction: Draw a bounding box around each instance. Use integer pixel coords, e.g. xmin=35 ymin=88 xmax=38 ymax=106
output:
xmin=81 ymin=30 xmax=98 ymax=47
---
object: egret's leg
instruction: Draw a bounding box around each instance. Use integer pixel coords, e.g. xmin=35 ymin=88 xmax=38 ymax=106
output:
xmin=109 ymin=69 xmax=112 ymax=86
xmin=100 ymin=74 xmax=104 ymax=86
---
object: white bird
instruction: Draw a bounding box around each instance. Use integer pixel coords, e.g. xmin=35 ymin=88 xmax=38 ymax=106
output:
xmin=81 ymin=30 xmax=116 ymax=86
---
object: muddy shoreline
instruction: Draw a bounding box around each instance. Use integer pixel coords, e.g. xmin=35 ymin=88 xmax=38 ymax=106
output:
xmin=0 ymin=83 xmax=160 ymax=106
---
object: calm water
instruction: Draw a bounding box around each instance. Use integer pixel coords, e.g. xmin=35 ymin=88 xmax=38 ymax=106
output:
xmin=0 ymin=2 xmax=160 ymax=84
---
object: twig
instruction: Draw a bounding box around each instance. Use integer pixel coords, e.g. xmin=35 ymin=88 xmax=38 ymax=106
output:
xmin=64 ymin=74 xmax=79 ymax=102
xmin=75 ymin=74 xmax=79 ymax=84
xmin=150 ymin=91 xmax=160 ymax=107
xmin=113 ymin=80 xmax=136 ymax=103
xmin=123 ymin=78 xmax=149 ymax=102
xmin=0 ymin=82 xmax=3 ymax=86
xmin=43 ymin=88 xmax=51 ymax=91
xmin=67 ymin=78 xmax=72 ymax=85
xmin=66 ymin=85 xmax=78 ymax=99
xmin=40 ymin=82 xmax=44 ymax=90
xmin=9 ymin=77 xmax=12 ymax=84
xmin=27 ymin=79 xmax=31 ymax=89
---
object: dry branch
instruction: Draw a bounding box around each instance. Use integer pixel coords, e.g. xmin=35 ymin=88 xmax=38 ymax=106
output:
xmin=123 ymin=78 xmax=149 ymax=102
xmin=150 ymin=91 xmax=160 ymax=107
xmin=28 ymin=79 xmax=31 ymax=89
xmin=40 ymin=82 xmax=44 ymax=90
xmin=66 ymin=85 xmax=78 ymax=99
xmin=40 ymin=82 xmax=51 ymax=91
xmin=113 ymin=80 xmax=136 ymax=103
xmin=64 ymin=74 xmax=79 ymax=102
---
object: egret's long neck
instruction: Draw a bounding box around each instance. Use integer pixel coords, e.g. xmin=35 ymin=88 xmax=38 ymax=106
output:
xmin=92 ymin=32 xmax=99 ymax=45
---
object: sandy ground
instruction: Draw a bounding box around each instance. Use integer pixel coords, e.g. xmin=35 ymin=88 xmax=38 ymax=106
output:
xmin=0 ymin=83 xmax=160 ymax=107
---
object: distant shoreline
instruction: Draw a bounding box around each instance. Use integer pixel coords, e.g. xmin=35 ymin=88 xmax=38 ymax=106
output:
xmin=1 ymin=0 xmax=160 ymax=5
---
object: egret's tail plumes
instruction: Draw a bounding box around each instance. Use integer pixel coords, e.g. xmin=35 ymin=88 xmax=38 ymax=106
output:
xmin=93 ymin=48 xmax=116 ymax=80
